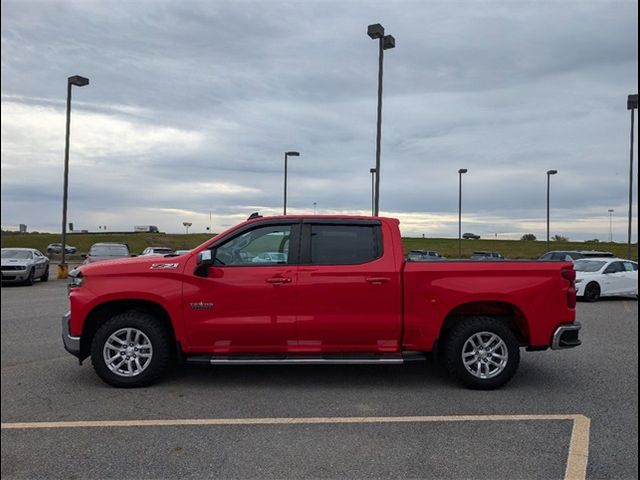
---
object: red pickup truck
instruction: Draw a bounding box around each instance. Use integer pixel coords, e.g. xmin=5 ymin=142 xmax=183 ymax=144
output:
xmin=62 ymin=215 xmax=581 ymax=389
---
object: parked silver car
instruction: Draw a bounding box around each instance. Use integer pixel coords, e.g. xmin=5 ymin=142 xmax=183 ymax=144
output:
xmin=46 ymin=243 xmax=77 ymax=254
xmin=1 ymin=248 xmax=50 ymax=285
xmin=83 ymin=243 xmax=131 ymax=264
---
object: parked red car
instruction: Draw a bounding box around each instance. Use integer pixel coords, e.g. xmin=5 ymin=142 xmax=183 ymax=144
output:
xmin=62 ymin=215 xmax=580 ymax=389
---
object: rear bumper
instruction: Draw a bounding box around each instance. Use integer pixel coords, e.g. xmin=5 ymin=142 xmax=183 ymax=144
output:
xmin=551 ymin=322 xmax=582 ymax=349
xmin=61 ymin=312 xmax=81 ymax=358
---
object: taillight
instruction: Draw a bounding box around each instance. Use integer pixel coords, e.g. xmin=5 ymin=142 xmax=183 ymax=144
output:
xmin=561 ymin=266 xmax=576 ymax=308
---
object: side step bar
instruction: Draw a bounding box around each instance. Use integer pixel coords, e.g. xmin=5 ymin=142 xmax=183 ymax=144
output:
xmin=186 ymin=352 xmax=427 ymax=366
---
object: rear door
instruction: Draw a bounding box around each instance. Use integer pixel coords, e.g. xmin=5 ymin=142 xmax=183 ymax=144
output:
xmin=295 ymin=220 xmax=402 ymax=353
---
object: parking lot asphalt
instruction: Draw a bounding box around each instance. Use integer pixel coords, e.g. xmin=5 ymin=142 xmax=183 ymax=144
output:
xmin=1 ymin=279 xmax=638 ymax=479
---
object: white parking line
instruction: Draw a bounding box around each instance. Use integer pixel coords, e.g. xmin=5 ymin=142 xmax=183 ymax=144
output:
xmin=1 ymin=414 xmax=590 ymax=480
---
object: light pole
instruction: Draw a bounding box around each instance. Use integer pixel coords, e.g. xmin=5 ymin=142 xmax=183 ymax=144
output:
xmin=458 ymin=168 xmax=467 ymax=257
xmin=627 ymin=94 xmax=638 ymax=258
xmin=546 ymin=169 xmax=558 ymax=251
xmin=367 ymin=23 xmax=395 ymax=216
xmin=59 ymin=75 xmax=89 ymax=279
xmin=313 ymin=202 xmax=317 ymax=214
xmin=369 ymin=168 xmax=376 ymax=216
xmin=608 ymin=209 xmax=614 ymax=242
xmin=283 ymin=151 xmax=300 ymax=215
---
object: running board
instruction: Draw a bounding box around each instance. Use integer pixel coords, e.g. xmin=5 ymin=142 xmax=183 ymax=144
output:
xmin=185 ymin=352 xmax=426 ymax=366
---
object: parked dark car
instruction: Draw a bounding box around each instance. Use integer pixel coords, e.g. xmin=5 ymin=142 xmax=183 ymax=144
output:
xmin=539 ymin=250 xmax=614 ymax=262
xmin=406 ymin=250 xmax=445 ymax=261
xmin=46 ymin=243 xmax=77 ymax=254
xmin=83 ymin=243 xmax=131 ymax=264
xmin=462 ymin=233 xmax=481 ymax=240
xmin=470 ymin=251 xmax=504 ymax=260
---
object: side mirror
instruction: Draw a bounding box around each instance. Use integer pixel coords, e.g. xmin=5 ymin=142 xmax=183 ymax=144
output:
xmin=195 ymin=249 xmax=214 ymax=277
xmin=81 ymin=254 xmax=87 ymax=259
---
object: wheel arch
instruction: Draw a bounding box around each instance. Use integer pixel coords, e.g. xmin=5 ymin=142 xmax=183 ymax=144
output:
xmin=583 ymin=281 xmax=601 ymax=301
xmin=439 ymin=301 xmax=530 ymax=347
xmin=79 ymin=299 xmax=177 ymax=361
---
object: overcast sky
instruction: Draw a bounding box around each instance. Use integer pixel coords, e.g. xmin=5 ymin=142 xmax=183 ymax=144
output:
xmin=1 ymin=0 xmax=638 ymax=241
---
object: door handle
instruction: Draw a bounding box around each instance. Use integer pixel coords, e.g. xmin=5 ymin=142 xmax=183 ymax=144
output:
xmin=366 ymin=276 xmax=391 ymax=285
xmin=266 ymin=276 xmax=292 ymax=284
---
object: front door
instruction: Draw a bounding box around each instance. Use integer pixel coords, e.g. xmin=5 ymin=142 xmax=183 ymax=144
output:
xmin=183 ymin=223 xmax=299 ymax=353
xmin=602 ymin=261 xmax=627 ymax=295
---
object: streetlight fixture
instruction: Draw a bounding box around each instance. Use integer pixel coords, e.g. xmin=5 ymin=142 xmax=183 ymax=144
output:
xmin=59 ymin=75 xmax=89 ymax=279
xmin=313 ymin=202 xmax=317 ymax=214
xmin=367 ymin=23 xmax=395 ymax=216
xmin=369 ymin=168 xmax=376 ymax=216
xmin=608 ymin=209 xmax=614 ymax=242
xmin=283 ymin=151 xmax=300 ymax=215
xmin=458 ymin=168 xmax=468 ymax=257
xmin=546 ymin=169 xmax=558 ymax=251
xmin=627 ymin=94 xmax=638 ymax=258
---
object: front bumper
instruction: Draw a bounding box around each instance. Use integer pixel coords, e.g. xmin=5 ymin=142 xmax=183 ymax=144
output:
xmin=551 ymin=322 xmax=582 ymax=349
xmin=61 ymin=312 xmax=81 ymax=358
xmin=1 ymin=269 xmax=29 ymax=282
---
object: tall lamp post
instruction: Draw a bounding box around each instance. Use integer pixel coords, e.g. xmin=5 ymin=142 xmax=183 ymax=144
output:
xmin=627 ymin=94 xmax=638 ymax=258
xmin=283 ymin=151 xmax=300 ymax=215
xmin=608 ymin=209 xmax=614 ymax=243
xmin=546 ymin=169 xmax=558 ymax=251
xmin=458 ymin=168 xmax=467 ymax=257
xmin=367 ymin=23 xmax=395 ymax=216
xmin=59 ymin=75 xmax=89 ymax=279
xmin=369 ymin=168 xmax=376 ymax=216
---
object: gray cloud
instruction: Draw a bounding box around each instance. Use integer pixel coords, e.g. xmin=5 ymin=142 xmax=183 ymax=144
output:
xmin=1 ymin=0 xmax=637 ymax=241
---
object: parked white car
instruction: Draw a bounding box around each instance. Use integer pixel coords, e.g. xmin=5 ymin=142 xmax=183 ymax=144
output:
xmin=251 ymin=252 xmax=287 ymax=263
xmin=141 ymin=247 xmax=173 ymax=256
xmin=574 ymin=258 xmax=638 ymax=301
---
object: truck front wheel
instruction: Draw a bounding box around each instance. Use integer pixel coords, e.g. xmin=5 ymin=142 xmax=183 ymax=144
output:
xmin=443 ymin=316 xmax=520 ymax=390
xmin=90 ymin=311 xmax=171 ymax=388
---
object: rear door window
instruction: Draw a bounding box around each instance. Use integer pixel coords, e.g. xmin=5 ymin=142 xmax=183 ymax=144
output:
xmin=308 ymin=224 xmax=381 ymax=265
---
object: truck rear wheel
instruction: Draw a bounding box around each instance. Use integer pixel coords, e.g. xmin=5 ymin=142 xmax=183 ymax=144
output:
xmin=443 ymin=316 xmax=520 ymax=390
xmin=90 ymin=311 xmax=171 ymax=388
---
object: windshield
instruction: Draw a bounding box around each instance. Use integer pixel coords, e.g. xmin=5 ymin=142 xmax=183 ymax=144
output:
xmin=574 ymin=260 xmax=606 ymax=272
xmin=90 ymin=245 xmax=129 ymax=257
xmin=1 ymin=249 xmax=33 ymax=260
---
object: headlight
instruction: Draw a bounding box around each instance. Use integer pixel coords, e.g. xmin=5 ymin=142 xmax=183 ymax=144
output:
xmin=68 ymin=269 xmax=84 ymax=288
xmin=575 ymin=279 xmax=583 ymax=284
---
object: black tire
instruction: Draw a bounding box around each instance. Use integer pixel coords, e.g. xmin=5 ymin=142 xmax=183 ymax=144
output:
xmin=40 ymin=266 xmax=49 ymax=282
xmin=583 ymin=282 xmax=600 ymax=302
xmin=25 ymin=268 xmax=35 ymax=286
xmin=443 ymin=316 xmax=520 ymax=390
xmin=91 ymin=311 xmax=171 ymax=388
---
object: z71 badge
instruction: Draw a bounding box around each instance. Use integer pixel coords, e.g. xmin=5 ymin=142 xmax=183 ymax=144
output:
xmin=150 ymin=263 xmax=179 ymax=270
